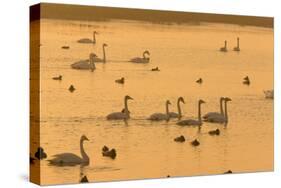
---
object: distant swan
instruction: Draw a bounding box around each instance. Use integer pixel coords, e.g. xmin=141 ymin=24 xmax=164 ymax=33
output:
xmin=203 ymin=97 xmax=225 ymax=122
xmin=264 ymin=90 xmax=274 ymax=99
xmin=177 ymin=99 xmax=205 ymax=126
xmin=93 ymin=43 xmax=108 ymax=63
xmin=77 ymin=31 xmax=98 ymax=44
xmin=148 ymin=100 xmax=171 ymax=121
xmin=48 ymin=135 xmax=90 ymax=166
xmin=169 ymin=97 xmax=185 ymax=119
xmin=204 ymin=97 xmax=231 ymax=123
xmin=107 ymin=95 xmax=133 ymax=120
xmin=129 ymin=50 xmax=150 ymax=63
xmin=220 ymin=40 xmax=228 ymax=52
xmin=71 ymin=53 xmax=97 ymax=71
xmin=233 ymin=37 xmax=240 ymax=51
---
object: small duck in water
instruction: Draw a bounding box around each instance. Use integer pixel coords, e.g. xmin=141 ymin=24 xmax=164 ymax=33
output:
xmin=52 ymin=75 xmax=62 ymax=80
xmin=69 ymin=85 xmax=75 ymax=92
xmin=191 ymin=139 xmax=200 ymax=147
xmin=115 ymin=77 xmax=125 ymax=84
xmin=80 ymin=175 xmax=89 ymax=183
xmin=208 ymin=129 xmax=220 ymax=136
xmin=35 ymin=147 xmax=47 ymax=160
xmin=196 ymin=78 xmax=203 ymax=84
xmin=243 ymin=76 xmax=250 ymax=85
xmin=151 ymin=67 xmax=160 ymax=71
xmin=174 ymin=135 xmax=186 ymax=143
xmin=102 ymin=146 xmax=117 ymax=159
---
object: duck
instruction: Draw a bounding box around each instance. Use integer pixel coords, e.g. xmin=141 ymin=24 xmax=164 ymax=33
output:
xmin=174 ymin=135 xmax=186 ymax=142
xmin=208 ymin=128 xmax=220 ymax=136
xmin=80 ymin=175 xmax=89 ymax=183
xmin=107 ymin=95 xmax=133 ymax=120
xmin=102 ymin=146 xmax=117 ymax=159
xmin=169 ymin=97 xmax=185 ymax=120
xmin=52 ymin=75 xmax=62 ymax=80
xmin=129 ymin=50 xmax=150 ymax=63
xmin=224 ymin=170 xmax=233 ymax=174
xmin=220 ymin=40 xmax=228 ymax=52
xmin=35 ymin=147 xmax=47 ymax=160
xmin=148 ymin=100 xmax=171 ymax=121
xmin=48 ymin=135 xmax=90 ymax=166
xmin=243 ymin=76 xmax=250 ymax=85
xmin=61 ymin=46 xmax=70 ymax=49
xmin=191 ymin=139 xmax=200 ymax=146
xmin=196 ymin=78 xmax=203 ymax=84
xmin=69 ymin=85 xmax=75 ymax=92
xmin=151 ymin=67 xmax=160 ymax=71
xmin=233 ymin=37 xmax=240 ymax=52
xmin=177 ymin=99 xmax=205 ymax=126
xmin=115 ymin=77 xmax=125 ymax=84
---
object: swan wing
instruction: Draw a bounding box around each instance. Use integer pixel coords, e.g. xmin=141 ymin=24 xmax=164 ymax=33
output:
xmin=129 ymin=57 xmax=141 ymax=63
xmin=203 ymin=112 xmax=221 ymax=119
xmin=177 ymin=119 xmax=200 ymax=126
xmin=107 ymin=112 xmax=129 ymax=120
xmin=148 ymin=113 xmax=168 ymax=121
xmin=49 ymin=153 xmax=83 ymax=165
xmin=169 ymin=112 xmax=179 ymax=118
xmin=93 ymin=57 xmax=104 ymax=63
xmin=203 ymin=115 xmax=225 ymax=123
xmin=71 ymin=60 xmax=90 ymax=69
xmin=77 ymin=38 xmax=92 ymax=43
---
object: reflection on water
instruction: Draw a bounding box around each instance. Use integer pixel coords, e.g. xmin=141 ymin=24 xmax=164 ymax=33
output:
xmin=32 ymin=19 xmax=273 ymax=185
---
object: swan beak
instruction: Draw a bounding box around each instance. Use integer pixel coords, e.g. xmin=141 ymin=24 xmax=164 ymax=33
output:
xmin=85 ymin=137 xmax=89 ymax=141
xmin=128 ymin=96 xmax=133 ymax=100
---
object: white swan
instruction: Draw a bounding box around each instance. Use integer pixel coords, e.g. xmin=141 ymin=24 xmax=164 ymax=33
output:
xmin=220 ymin=40 xmax=228 ymax=52
xmin=107 ymin=95 xmax=133 ymax=120
xmin=71 ymin=53 xmax=97 ymax=71
xmin=48 ymin=135 xmax=90 ymax=166
xmin=148 ymin=100 xmax=171 ymax=121
xmin=129 ymin=50 xmax=150 ymax=63
xmin=177 ymin=99 xmax=205 ymax=126
xmin=169 ymin=97 xmax=185 ymax=119
xmin=204 ymin=97 xmax=231 ymax=123
xmin=264 ymin=90 xmax=274 ymax=99
xmin=93 ymin=43 xmax=108 ymax=63
xmin=233 ymin=37 xmax=240 ymax=51
xmin=77 ymin=31 xmax=98 ymax=44
xmin=203 ymin=97 xmax=225 ymax=122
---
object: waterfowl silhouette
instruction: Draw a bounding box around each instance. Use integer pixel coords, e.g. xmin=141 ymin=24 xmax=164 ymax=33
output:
xmin=106 ymin=95 xmax=133 ymax=120
xmin=224 ymin=170 xmax=233 ymax=174
xmin=77 ymin=31 xmax=98 ymax=44
xmin=115 ymin=77 xmax=125 ymax=84
xmin=208 ymin=128 xmax=220 ymax=136
xmin=177 ymin=99 xmax=205 ymax=126
xmin=69 ymin=85 xmax=75 ymax=92
xmin=61 ymin=46 xmax=70 ymax=49
xmin=35 ymin=147 xmax=47 ymax=160
xmin=48 ymin=135 xmax=90 ymax=166
xmin=220 ymin=40 xmax=228 ymax=52
xmin=264 ymin=90 xmax=274 ymax=99
xmin=93 ymin=43 xmax=108 ymax=63
xmin=52 ymin=75 xmax=62 ymax=80
xmin=169 ymin=97 xmax=185 ymax=120
xmin=196 ymin=78 xmax=203 ymax=84
xmin=233 ymin=37 xmax=240 ymax=52
xmin=148 ymin=100 xmax=171 ymax=121
xmin=191 ymin=139 xmax=200 ymax=146
xmin=174 ymin=135 xmax=186 ymax=142
xmin=102 ymin=148 xmax=117 ymax=159
xmin=151 ymin=67 xmax=160 ymax=71
xmin=243 ymin=76 xmax=250 ymax=85
xmin=80 ymin=175 xmax=89 ymax=183
xmin=203 ymin=97 xmax=225 ymax=123
xmin=71 ymin=53 xmax=97 ymax=71
xmin=130 ymin=50 xmax=150 ymax=63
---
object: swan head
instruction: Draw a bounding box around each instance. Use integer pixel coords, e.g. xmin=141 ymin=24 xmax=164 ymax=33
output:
xmin=93 ymin=31 xmax=98 ymax=34
xmin=143 ymin=50 xmax=150 ymax=56
xmin=125 ymin=95 xmax=133 ymax=101
xmin=224 ymin=97 xmax=232 ymax=102
xmin=220 ymin=97 xmax=225 ymax=101
xmin=166 ymin=100 xmax=171 ymax=105
xmin=178 ymin=97 xmax=185 ymax=104
xmin=103 ymin=43 xmax=108 ymax=47
xmin=199 ymin=99 xmax=206 ymax=104
xmin=81 ymin=135 xmax=89 ymax=142
xmin=89 ymin=53 xmax=97 ymax=59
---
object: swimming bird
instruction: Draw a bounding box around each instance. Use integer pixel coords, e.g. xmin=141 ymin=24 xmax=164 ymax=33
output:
xmin=208 ymin=128 xmax=220 ymax=136
xmin=220 ymin=40 xmax=228 ymax=52
xmin=115 ymin=77 xmax=125 ymax=84
xmin=61 ymin=46 xmax=70 ymax=49
xmin=169 ymin=97 xmax=185 ymax=120
xmin=102 ymin=146 xmax=117 ymax=159
xmin=48 ymin=135 xmax=90 ymax=166
xmin=35 ymin=147 xmax=47 ymax=160
xmin=264 ymin=90 xmax=274 ymax=99
xmin=177 ymin=99 xmax=205 ymax=126
xmin=129 ymin=50 xmax=150 ymax=63
xmin=71 ymin=53 xmax=97 ymax=71
xmin=69 ymin=85 xmax=75 ymax=92
xmin=80 ymin=175 xmax=89 ymax=183
xmin=93 ymin=43 xmax=108 ymax=63
xmin=206 ymin=97 xmax=231 ymax=124
xmin=174 ymin=135 xmax=185 ymax=142
xmin=106 ymin=95 xmax=133 ymax=120
xmin=196 ymin=78 xmax=203 ymax=84
xmin=151 ymin=67 xmax=160 ymax=71
xmin=203 ymin=97 xmax=225 ymax=122
xmin=148 ymin=100 xmax=171 ymax=121
xmin=191 ymin=139 xmax=200 ymax=146
xmin=243 ymin=76 xmax=250 ymax=85
xmin=77 ymin=31 xmax=98 ymax=44
xmin=52 ymin=75 xmax=62 ymax=80
xmin=224 ymin=170 xmax=233 ymax=174
xmin=233 ymin=37 xmax=240 ymax=52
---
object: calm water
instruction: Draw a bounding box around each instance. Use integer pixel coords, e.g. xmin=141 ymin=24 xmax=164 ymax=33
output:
xmin=33 ymin=19 xmax=273 ymax=185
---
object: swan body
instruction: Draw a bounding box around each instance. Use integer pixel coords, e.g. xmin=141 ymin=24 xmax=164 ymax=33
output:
xmin=48 ymin=135 xmax=90 ymax=166
xmin=130 ymin=50 xmax=150 ymax=63
xmin=177 ymin=99 xmax=205 ymax=126
xmin=209 ymin=129 xmax=220 ymax=135
xmin=220 ymin=40 xmax=228 ymax=52
xmin=233 ymin=37 xmax=240 ymax=51
xmin=107 ymin=95 xmax=133 ymax=120
xmin=71 ymin=53 xmax=97 ymax=71
xmin=169 ymin=97 xmax=185 ymax=119
xmin=78 ymin=31 xmax=97 ymax=44
xmin=203 ymin=97 xmax=225 ymax=122
xmin=264 ymin=90 xmax=274 ymax=99
xmin=148 ymin=100 xmax=171 ymax=121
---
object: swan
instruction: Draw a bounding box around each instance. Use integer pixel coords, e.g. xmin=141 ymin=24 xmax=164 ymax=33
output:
xmin=169 ymin=97 xmax=185 ymax=119
xmin=148 ymin=100 xmax=171 ymax=121
xmin=264 ymin=90 xmax=274 ymax=99
xmin=233 ymin=37 xmax=240 ymax=51
xmin=106 ymin=95 xmax=133 ymax=120
xmin=71 ymin=53 xmax=97 ymax=71
xmin=129 ymin=50 xmax=150 ymax=63
xmin=93 ymin=43 xmax=108 ymax=63
xmin=35 ymin=147 xmax=47 ymax=160
xmin=69 ymin=85 xmax=75 ymax=92
xmin=177 ymin=99 xmax=205 ymax=126
xmin=196 ymin=78 xmax=203 ymax=84
xmin=48 ymin=135 xmax=90 ymax=166
xmin=205 ymin=97 xmax=231 ymax=123
xmin=220 ymin=40 xmax=228 ymax=52
xmin=203 ymin=97 xmax=225 ymax=122
xmin=52 ymin=75 xmax=62 ymax=80
xmin=77 ymin=31 xmax=98 ymax=44
xmin=115 ymin=77 xmax=125 ymax=84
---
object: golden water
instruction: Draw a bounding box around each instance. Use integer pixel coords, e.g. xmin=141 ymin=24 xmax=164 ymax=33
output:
xmin=33 ymin=19 xmax=273 ymax=185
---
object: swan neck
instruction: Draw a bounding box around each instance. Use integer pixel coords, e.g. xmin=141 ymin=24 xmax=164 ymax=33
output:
xmin=224 ymin=101 xmax=228 ymax=122
xmin=225 ymin=41 xmax=227 ymax=48
xmin=93 ymin=32 xmax=96 ymax=43
xmin=220 ymin=99 xmax=224 ymax=116
xmin=80 ymin=140 xmax=89 ymax=163
xmin=124 ymin=98 xmax=129 ymax=115
xmin=166 ymin=103 xmax=170 ymax=116
xmin=103 ymin=45 xmax=106 ymax=63
xmin=237 ymin=38 xmax=240 ymax=47
xmin=198 ymin=102 xmax=202 ymax=122
xmin=177 ymin=100 xmax=182 ymax=118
